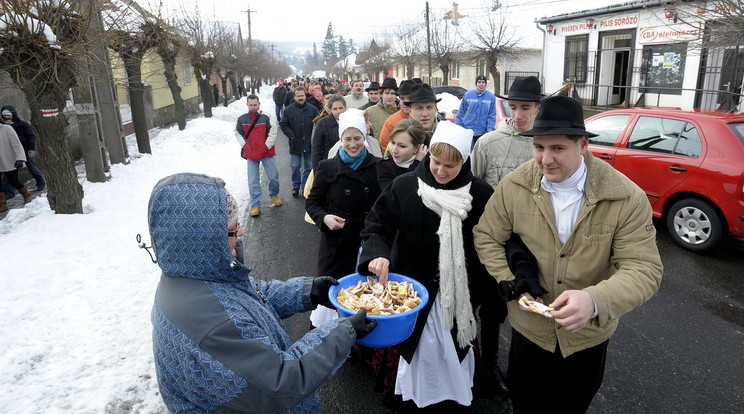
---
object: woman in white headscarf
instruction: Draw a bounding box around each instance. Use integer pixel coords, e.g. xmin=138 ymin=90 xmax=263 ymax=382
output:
xmin=305 ymin=108 xmax=381 ymax=280
xmin=357 ymin=121 xmax=504 ymax=410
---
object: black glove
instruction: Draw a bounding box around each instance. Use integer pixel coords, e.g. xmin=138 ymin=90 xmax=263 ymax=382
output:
xmin=346 ymin=308 xmax=377 ymax=339
xmin=14 ymin=160 xmax=24 ymax=169
xmin=310 ymin=276 xmax=339 ymax=309
xmin=498 ymin=278 xmax=549 ymax=302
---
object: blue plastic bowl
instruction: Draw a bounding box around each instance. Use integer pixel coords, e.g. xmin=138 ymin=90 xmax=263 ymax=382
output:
xmin=328 ymin=273 xmax=429 ymax=348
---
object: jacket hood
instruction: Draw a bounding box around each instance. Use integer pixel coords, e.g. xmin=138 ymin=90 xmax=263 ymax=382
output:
xmin=1 ymin=105 xmax=19 ymax=123
xmin=147 ymin=172 xmax=250 ymax=282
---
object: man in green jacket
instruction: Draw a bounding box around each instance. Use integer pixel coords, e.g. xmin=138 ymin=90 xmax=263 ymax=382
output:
xmin=473 ymin=96 xmax=662 ymax=413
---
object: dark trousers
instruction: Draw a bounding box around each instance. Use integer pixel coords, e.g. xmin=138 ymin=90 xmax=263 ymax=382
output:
xmin=508 ymin=328 xmax=608 ymax=414
xmin=1 ymin=169 xmax=23 ymax=191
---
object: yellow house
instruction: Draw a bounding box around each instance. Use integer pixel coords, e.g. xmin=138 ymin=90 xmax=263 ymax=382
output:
xmin=109 ymin=47 xmax=201 ymax=134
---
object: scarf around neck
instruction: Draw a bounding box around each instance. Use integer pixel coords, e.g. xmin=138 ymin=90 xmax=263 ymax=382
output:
xmin=339 ymin=147 xmax=368 ymax=170
xmin=417 ymin=177 xmax=476 ymax=348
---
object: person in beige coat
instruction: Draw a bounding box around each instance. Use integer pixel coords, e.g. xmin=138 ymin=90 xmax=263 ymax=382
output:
xmin=364 ymin=77 xmax=399 ymax=144
xmin=473 ymin=96 xmax=663 ymax=414
xmin=0 ymin=123 xmax=30 ymax=211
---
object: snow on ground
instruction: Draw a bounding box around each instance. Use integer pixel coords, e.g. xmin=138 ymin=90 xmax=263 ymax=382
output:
xmin=0 ymin=90 xmax=273 ymax=413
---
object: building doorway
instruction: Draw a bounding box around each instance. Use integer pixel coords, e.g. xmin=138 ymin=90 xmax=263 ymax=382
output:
xmin=595 ymin=29 xmax=635 ymax=107
xmin=696 ymin=44 xmax=744 ymax=111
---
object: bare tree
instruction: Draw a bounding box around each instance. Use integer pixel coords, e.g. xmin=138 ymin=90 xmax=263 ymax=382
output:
xmin=673 ymin=0 xmax=744 ymax=51
xmin=0 ymin=0 xmax=88 ymax=213
xmin=176 ymin=6 xmax=218 ymax=117
xmin=360 ymin=39 xmax=394 ymax=81
xmin=386 ymin=19 xmax=425 ymax=79
xmin=462 ymin=5 xmax=521 ymax=94
xmin=105 ymin=0 xmax=159 ymax=154
xmin=430 ymin=17 xmax=463 ymax=85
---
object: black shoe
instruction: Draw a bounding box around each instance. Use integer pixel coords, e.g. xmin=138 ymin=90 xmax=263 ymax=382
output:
xmin=486 ymin=366 xmax=509 ymax=395
xmin=292 ymin=188 xmax=299 ymax=197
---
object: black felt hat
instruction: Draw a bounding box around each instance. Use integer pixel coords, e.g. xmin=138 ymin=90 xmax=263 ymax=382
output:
xmin=365 ymin=81 xmax=381 ymax=92
xmin=403 ymin=84 xmax=441 ymax=106
xmin=397 ymin=80 xmax=414 ymax=96
xmin=519 ymin=96 xmax=598 ymax=137
xmin=497 ymin=76 xmax=543 ymax=102
xmin=380 ymin=78 xmax=398 ymax=91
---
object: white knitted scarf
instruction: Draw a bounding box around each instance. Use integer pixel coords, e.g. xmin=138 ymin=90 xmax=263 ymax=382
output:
xmin=417 ymin=178 xmax=477 ymax=348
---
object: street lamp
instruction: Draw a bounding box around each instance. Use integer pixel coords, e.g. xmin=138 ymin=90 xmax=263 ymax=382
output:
xmin=546 ymin=23 xmax=555 ymax=35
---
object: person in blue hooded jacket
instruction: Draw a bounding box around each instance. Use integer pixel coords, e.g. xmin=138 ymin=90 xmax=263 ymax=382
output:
xmin=146 ymin=172 xmax=376 ymax=413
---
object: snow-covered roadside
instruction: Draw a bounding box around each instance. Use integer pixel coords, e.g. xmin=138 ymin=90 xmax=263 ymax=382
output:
xmin=0 ymin=90 xmax=274 ymax=413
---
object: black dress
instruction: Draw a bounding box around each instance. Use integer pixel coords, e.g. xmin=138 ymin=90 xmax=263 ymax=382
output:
xmin=305 ymin=152 xmax=381 ymax=278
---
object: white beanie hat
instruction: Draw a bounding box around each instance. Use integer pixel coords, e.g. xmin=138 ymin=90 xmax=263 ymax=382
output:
xmin=1 ymin=109 xmax=12 ymax=117
xmin=429 ymin=121 xmax=474 ymax=163
xmin=337 ymin=108 xmax=367 ymax=140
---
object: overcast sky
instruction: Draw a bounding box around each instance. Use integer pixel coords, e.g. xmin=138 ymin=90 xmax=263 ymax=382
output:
xmin=154 ymin=0 xmax=625 ymax=47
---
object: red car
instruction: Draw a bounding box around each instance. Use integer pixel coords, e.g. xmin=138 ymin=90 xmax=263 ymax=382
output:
xmin=584 ymin=108 xmax=744 ymax=253
xmin=444 ymin=95 xmax=511 ymax=128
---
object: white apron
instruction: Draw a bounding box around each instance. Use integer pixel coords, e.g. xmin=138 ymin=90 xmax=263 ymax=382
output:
xmin=394 ymin=293 xmax=475 ymax=407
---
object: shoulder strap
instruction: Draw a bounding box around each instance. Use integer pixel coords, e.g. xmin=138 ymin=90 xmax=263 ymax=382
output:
xmin=244 ymin=113 xmax=260 ymax=138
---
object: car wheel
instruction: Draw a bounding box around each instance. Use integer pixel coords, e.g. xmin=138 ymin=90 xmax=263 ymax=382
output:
xmin=666 ymin=198 xmax=724 ymax=253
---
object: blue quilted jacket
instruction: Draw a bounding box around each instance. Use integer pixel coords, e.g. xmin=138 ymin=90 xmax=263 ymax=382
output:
xmin=148 ymin=173 xmax=356 ymax=413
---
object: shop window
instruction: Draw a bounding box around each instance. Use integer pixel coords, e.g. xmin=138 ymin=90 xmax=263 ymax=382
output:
xmin=564 ymin=35 xmax=588 ymax=83
xmin=640 ymin=43 xmax=687 ymax=95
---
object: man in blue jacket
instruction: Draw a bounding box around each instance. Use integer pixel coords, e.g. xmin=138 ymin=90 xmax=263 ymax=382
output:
xmin=455 ymin=75 xmax=497 ymax=149
xmin=280 ymin=88 xmax=319 ymax=197
xmin=147 ymin=172 xmax=376 ymax=413
xmin=2 ymin=106 xmax=45 ymax=198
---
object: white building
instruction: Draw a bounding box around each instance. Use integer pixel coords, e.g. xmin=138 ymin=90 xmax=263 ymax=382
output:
xmin=536 ymin=0 xmax=743 ymax=111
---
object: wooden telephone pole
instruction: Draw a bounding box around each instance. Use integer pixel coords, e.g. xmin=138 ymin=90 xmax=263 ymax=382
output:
xmin=242 ymin=7 xmax=257 ymax=92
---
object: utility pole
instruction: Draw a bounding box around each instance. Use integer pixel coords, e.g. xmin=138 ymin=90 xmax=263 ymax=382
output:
xmin=426 ymin=1 xmax=432 ymax=85
xmin=242 ymin=7 xmax=257 ymax=92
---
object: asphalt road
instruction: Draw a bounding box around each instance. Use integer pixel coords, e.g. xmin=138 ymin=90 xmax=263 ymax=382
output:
xmin=242 ymin=127 xmax=744 ymax=413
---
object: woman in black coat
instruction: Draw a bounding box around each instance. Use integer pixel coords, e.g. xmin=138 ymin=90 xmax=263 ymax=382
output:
xmin=357 ymin=121 xmax=505 ymax=409
xmin=376 ymin=118 xmax=428 ymax=190
xmin=311 ymin=94 xmax=346 ymax=171
xmin=306 ymin=108 xmax=380 ymax=279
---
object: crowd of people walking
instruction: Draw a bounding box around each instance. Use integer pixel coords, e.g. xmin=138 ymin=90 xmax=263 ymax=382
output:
xmin=148 ymin=74 xmax=663 ymax=413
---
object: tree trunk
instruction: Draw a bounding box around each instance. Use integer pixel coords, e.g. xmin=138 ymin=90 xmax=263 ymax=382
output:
xmin=195 ymin=66 xmax=213 ymax=118
xmin=440 ymin=65 xmax=450 ymax=86
xmin=124 ymin=59 xmax=151 ymax=154
xmin=162 ymin=59 xmax=186 ymax=130
xmin=221 ymin=75 xmax=229 ymax=107
xmin=228 ymin=71 xmax=239 ymax=99
xmin=489 ymin=65 xmax=502 ymax=95
xmin=22 ymin=85 xmax=84 ymax=214
xmin=406 ymin=61 xmax=415 ymax=80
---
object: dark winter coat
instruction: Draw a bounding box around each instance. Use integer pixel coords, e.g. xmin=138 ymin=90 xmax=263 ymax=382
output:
xmin=272 ymin=86 xmax=288 ymax=106
xmin=306 ymin=152 xmax=381 ymax=278
xmin=376 ymin=156 xmax=420 ymax=191
xmin=149 ymin=173 xmax=356 ymax=414
xmin=1 ymin=105 xmax=36 ymax=152
xmin=307 ymin=96 xmax=324 ymax=112
xmin=235 ymin=111 xmax=276 ymax=161
xmin=284 ymin=90 xmax=295 ymax=107
xmin=280 ymin=101 xmax=319 ymax=155
xmin=311 ymin=115 xmax=339 ymax=171
xmin=357 ymin=155 xmax=504 ymax=363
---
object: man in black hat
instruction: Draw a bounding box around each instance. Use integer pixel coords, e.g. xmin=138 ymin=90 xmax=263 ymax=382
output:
xmin=360 ymin=81 xmax=381 ymax=110
xmin=473 ymin=96 xmax=662 ymax=413
xmin=470 ymin=76 xmax=543 ymax=189
xmin=379 ymin=79 xmax=415 ymax=153
xmin=364 ymin=78 xmax=398 ymax=142
xmin=403 ymin=83 xmax=440 ymax=135
xmin=455 ymin=74 xmax=497 ymax=148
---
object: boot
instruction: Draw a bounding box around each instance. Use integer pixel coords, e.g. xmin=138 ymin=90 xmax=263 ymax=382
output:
xmin=0 ymin=192 xmax=7 ymax=212
xmin=19 ymin=186 xmax=32 ymax=204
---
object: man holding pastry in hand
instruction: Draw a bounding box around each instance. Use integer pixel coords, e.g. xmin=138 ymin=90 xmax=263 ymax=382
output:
xmin=473 ymin=96 xmax=663 ymax=413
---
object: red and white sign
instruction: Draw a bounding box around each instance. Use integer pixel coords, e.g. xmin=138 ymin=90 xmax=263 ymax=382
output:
xmin=598 ymin=13 xmax=639 ymax=30
xmin=41 ymin=108 xmax=59 ymax=117
xmin=639 ymin=23 xmax=701 ymax=44
xmin=559 ymin=22 xmax=593 ymax=35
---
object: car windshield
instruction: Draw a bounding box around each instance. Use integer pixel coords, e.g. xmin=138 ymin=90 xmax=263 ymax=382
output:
xmin=729 ymin=123 xmax=744 ymax=145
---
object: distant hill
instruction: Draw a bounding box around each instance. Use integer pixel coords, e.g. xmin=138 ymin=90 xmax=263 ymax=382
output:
xmin=254 ymin=40 xmax=314 ymax=60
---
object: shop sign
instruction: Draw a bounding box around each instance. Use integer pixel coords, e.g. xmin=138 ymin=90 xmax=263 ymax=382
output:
xmin=597 ymin=13 xmax=639 ymax=30
xmin=639 ymin=23 xmax=701 ymax=44
xmin=559 ymin=22 xmax=593 ymax=35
